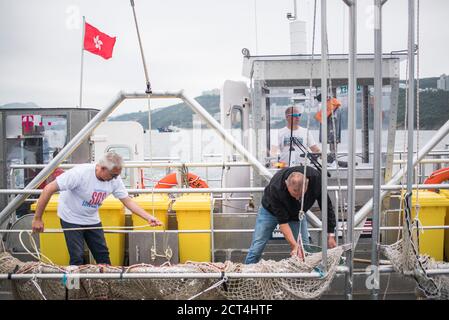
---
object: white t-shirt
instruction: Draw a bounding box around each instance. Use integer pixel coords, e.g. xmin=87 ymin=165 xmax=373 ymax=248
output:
xmin=56 ymin=164 xmax=128 ymax=225
xmin=277 ymin=126 xmax=317 ymax=166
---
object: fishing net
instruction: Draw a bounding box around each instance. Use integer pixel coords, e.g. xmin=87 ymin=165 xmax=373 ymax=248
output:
xmin=381 ymin=191 xmax=449 ymax=300
xmin=383 ymin=239 xmax=449 ymax=300
xmin=0 ymin=246 xmax=343 ymax=300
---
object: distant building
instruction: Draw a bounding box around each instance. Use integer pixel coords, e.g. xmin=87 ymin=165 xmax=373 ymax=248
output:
xmin=437 ymin=74 xmax=449 ymax=91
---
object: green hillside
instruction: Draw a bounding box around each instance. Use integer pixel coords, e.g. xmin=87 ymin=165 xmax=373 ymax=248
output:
xmin=397 ymin=88 xmax=449 ymax=129
xmin=109 ymin=95 xmax=220 ymax=129
xmin=5 ymin=77 xmax=445 ymax=130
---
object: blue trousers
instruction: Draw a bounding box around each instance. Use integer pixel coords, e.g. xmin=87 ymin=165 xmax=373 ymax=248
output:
xmin=244 ymin=206 xmax=309 ymax=264
xmin=60 ymin=219 xmax=111 ymax=266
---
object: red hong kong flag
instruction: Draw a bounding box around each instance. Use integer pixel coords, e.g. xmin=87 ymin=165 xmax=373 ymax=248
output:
xmin=83 ymin=22 xmax=116 ymax=60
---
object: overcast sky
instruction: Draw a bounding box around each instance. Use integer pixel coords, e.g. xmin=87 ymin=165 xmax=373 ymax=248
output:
xmin=1 ymin=0 xmax=448 ymax=116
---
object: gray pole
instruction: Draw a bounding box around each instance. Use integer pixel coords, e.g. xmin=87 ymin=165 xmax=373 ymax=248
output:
xmin=362 ymin=85 xmax=369 ymax=163
xmin=320 ymin=0 xmax=328 ymax=271
xmin=372 ymin=0 xmax=385 ymax=300
xmin=130 ymin=0 xmax=151 ymax=93
xmin=78 ymin=16 xmax=85 ymax=108
xmin=343 ymin=0 xmax=356 ymax=300
xmin=404 ymin=0 xmax=415 ymax=269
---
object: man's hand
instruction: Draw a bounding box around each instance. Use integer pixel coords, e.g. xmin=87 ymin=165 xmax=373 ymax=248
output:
xmin=32 ymin=218 xmax=44 ymax=233
xmin=328 ymin=234 xmax=337 ymax=248
xmin=290 ymin=243 xmax=304 ymax=260
xmin=147 ymin=215 xmax=163 ymax=227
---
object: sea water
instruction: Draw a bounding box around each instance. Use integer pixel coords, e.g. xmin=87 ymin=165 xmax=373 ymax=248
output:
xmin=143 ymin=129 xmax=449 ymax=187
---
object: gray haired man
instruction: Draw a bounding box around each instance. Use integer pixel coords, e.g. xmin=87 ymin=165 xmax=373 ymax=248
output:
xmin=32 ymin=151 xmax=162 ymax=265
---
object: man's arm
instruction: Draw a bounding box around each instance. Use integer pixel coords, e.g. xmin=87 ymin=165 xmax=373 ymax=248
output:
xmin=119 ymin=196 xmax=163 ymax=227
xmin=32 ymin=180 xmax=59 ymax=233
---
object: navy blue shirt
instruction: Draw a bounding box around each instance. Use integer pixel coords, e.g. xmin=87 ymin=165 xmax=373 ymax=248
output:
xmin=261 ymin=166 xmax=336 ymax=233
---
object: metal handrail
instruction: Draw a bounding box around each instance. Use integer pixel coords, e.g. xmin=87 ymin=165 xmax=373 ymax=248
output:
xmin=2 ymin=183 xmax=449 ymax=195
xmin=8 ymin=162 xmax=252 ymax=170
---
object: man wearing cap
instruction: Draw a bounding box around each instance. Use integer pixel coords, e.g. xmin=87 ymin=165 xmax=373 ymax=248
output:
xmin=276 ymin=106 xmax=321 ymax=167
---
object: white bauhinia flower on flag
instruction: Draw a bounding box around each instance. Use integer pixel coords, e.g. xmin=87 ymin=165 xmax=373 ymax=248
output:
xmin=83 ymin=22 xmax=116 ymax=60
xmin=93 ymin=35 xmax=103 ymax=50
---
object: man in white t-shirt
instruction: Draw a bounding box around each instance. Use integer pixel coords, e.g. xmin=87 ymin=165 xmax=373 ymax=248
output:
xmin=32 ymin=152 xmax=162 ymax=265
xmin=276 ymin=106 xmax=321 ymax=167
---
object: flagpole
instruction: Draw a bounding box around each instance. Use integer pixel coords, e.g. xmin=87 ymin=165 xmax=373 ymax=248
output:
xmin=79 ymin=16 xmax=86 ymax=108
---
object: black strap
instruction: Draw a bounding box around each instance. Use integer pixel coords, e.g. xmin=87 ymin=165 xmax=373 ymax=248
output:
xmin=288 ymin=122 xmax=294 ymax=167
xmin=7 ymin=265 xmax=19 ymax=280
xmin=221 ymin=271 xmax=228 ymax=292
xmin=120 ymin=266 xmax=125 ymax=280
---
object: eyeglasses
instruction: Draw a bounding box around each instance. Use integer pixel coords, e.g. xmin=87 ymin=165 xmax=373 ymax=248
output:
xmin=103 ymin=167 xmax=120 ymax=179
xmin=287 ymin=113 xmax=302 ymax=118
xmin=110 ymin=172 xmax=120 ymax=179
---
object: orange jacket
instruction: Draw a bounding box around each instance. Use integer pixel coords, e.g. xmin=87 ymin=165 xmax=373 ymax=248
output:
xmin=314 ymin=98 xmax=341 ymax=123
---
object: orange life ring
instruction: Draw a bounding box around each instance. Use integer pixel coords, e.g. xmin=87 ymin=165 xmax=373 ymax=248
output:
xmin=424 ymin=167 xmax=449 ymax=191
xmin=155 ymin=172 xmax=209 ymax=189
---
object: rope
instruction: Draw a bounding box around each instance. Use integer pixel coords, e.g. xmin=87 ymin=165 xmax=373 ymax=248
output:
xmin=187 ymin=273 xmax=228 ymax=300
xmin=294 ymin=0 xmax=318 ymax=258
xmin=14 ymin=223 xmax=159 ymax=265
xmin=398 ymin=34 xmax=411 ymax=243
xmin=30 ymin=275 xmax=47 ymax=300
xmin=403 ymin=192 xmax=440 ymax=297
xmin=325 ymin=11 xmax=344 ymax=241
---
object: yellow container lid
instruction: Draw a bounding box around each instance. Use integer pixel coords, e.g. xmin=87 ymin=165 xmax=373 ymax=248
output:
xmin=405 ymin=190 xmax=449 ymax=206
xmin=31 ymin=194 xmax=59 ymax=211
xmin=172 ymin=193 xmax=211 ymax=211
xmin=439 ymin=190 xmax=449 ymax=197
xmin=133 ymin=194 xmax=170 ymax=210
xmin=100 ymin=195 xmax=125 ymax=210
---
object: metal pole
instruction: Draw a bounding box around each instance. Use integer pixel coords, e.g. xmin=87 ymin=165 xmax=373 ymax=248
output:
xmin=4 ymin=265 xmax=449 ymax=280
xmin=362 ymin=85 xmax=370 ymax=163
xmin=371 ymin=0 xmax=385 ymax=300
xmin=9 ymin=162 xmax=253 ymax=169
xmin=320 ymin=0 xmax=328 ymax=271
xmin=5 ymin=183 xmax=449 ymax=196
xmin=404 ymin=0 xmax=416 ymax=266
xmin=130 ymin=0 xmax=151 ymax=93
xmin=78 ymin=16 xmax=85 ymax=108
xmin=343 ymin=0 xmax=356 ymax=300
xmin=406 ymin=0 xmax=415 ymax=193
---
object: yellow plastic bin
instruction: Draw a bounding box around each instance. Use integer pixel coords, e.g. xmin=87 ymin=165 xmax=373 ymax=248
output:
xmin=437 ymin=189 xmax=449 ymax=261
xmin=172 ymin=193 xmax=212 ymax=263
xmin=98 ymin=196 xmax=126 ymax=266
xmin=31 ymin=194 xmax=70 ymax=265
xmin=404 ymin=190 xmax=449 ymax=261
xmin=132 ymin=194 xmax=170 ymax=230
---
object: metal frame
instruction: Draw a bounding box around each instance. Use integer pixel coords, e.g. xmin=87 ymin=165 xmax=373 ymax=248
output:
xmin=0 ymin=91 xmax=274 ymax=227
